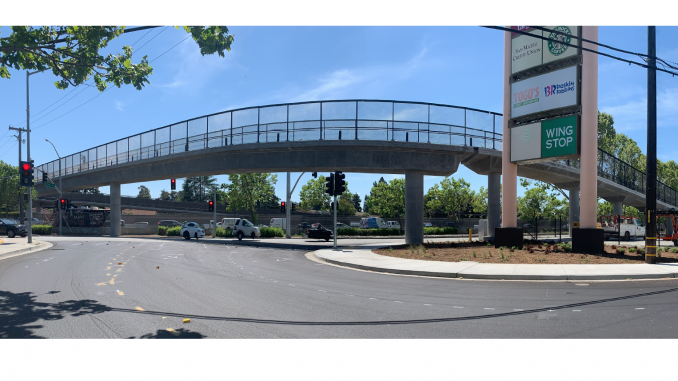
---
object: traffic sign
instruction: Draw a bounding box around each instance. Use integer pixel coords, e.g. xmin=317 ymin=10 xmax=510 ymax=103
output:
xmin=45 ymin=182 xmax=55 ymax=188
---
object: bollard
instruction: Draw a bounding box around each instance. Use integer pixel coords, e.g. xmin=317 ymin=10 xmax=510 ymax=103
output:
xmin=224 ymin=137 xmax=228 ymax=146
xmin=339 ymin=130 xmax=342 ymax=140
xmin=277 ymin=133 xmax=280 ymax=142
xmin=406 ymin=132 xmax=409 ymax=142
xmin=469 ymin=228 xmax=472 ymax=242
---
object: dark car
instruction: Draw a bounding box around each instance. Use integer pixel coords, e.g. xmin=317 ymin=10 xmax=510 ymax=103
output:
xmin=307 ymin=223 xmax=333 ymax=241
xmin=158 ymin=220 xmax=182 ymax=227
xmin=0 ymin=218 xmax=27 ymax=238
xmin=444 ymin=221 xmax=455 ymax=227
xmin=298 ymin=222 xmax=312 ymax=229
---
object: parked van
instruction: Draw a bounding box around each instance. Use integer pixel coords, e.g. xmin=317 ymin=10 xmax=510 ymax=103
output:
xmin=270 ymin=218 xmax=287 ymax=230
xmin=350 ymin=221 xmax=360 ymax=227
xmin=360 ymin=217 xmax=387 ymax=229
xmin=219 ymin=218 xmax=239 ymax=232
xmin=386 ymin=221 xmax=401 ymax=229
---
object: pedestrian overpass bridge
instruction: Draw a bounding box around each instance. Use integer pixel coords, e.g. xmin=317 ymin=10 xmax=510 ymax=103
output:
xmin=35 ymin=100 xmax=678 ymax=242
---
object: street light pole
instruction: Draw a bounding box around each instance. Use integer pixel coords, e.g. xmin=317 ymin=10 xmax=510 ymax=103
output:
xmin=646 ymin=26 xmax=657 ymax=264
xmin=25 ymin=68 xmax=47 ymax=244
xmin=45 ymin=140 xmax=62 ymax=236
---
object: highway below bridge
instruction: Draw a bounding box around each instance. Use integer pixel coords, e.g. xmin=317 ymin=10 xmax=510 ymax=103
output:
xmin=34 ymin=100 xmax=678 ymax=242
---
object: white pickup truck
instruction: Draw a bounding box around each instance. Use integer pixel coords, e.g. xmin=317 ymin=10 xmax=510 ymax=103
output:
xmin=601 ymin=216 xmax=645 ymax=241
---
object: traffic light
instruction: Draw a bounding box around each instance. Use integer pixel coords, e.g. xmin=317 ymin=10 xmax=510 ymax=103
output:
xmin=171 ymin=179 xmax=176 ymax=190
xmin=42 ymin=172 xmax=48 ymax=183
xmin=208 ymin=200 xmax=214 ymax=212
xmin=280 ymin=201 xmax=286 ymax=212
xmin=312 ymin=172 xmax=317 ymax=178
xmin=334 ymin=171 xmax=346 ymax=195
xmin=20 ymin=161 xmax=34 ymax=187
xmin=325 ymin=173 xmax=335 ymax=196
xmin=292 ymin=202 xmax=296 ymax=212
xmin=330 ymin=202 xmax=335 ymax=210
xmin=60 ymin=198 xmax=66 ymax=209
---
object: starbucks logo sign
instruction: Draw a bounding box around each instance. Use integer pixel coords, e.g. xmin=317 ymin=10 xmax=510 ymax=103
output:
xmin=547 ymin=26 xmax=572 ymax=56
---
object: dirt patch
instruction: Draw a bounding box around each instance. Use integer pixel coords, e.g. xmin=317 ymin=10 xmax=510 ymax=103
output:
xmin=373 ymin=241 xmax=678 ymax=265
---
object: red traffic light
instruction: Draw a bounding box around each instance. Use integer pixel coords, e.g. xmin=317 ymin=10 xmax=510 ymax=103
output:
xmin=60 ymin=198 xmax=66 ymax=204
xmin=171 ymin=179 xmax=176 ymax=184
xmin=281 ymin=202 xmax=285 ymax=207
xmin=209 ymin=201 xmax=214 ymax=205
xmin=22 ymin=163 xmax=31 ymax=171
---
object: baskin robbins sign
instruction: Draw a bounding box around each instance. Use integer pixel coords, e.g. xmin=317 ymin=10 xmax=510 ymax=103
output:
xmin=510 ymin=115 xmax=579 ymax=163
xmin=510 ymin=66 xmax=578 ymax=119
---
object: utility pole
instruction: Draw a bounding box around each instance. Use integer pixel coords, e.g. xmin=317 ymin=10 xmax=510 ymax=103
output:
xmin=9 ymin=126 xmax=25 ymax=221
xmin=212 ymin=187 xmax=217 ymax=238
xmin=646 ymin=26 xmax=657 ymax=264
xmin=333 ymin=193 xmax=338 ymax=250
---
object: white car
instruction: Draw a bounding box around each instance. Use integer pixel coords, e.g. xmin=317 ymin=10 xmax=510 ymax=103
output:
xmin=386 ymin=221 xmax=401 ymax=229
xmin=180 ymin=222 xmax=205 ymax=240
xmin=232 ymin=218 xmax=261 ymax=240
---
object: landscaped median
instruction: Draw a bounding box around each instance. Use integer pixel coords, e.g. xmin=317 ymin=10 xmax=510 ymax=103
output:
xmin=336 ymin=227 xmax=458 ymax=237
xmin=313 ymin=241 xmax=678 ymax=281
xmin=157 ymin=226 xmax=285 ymax=238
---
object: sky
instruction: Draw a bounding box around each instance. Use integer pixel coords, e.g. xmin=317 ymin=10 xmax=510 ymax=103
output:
xmin=1 ymin=26 xmax=677 ymax=204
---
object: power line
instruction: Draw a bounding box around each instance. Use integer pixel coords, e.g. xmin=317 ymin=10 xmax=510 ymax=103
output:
xmin=481 ymin=26 xmax=678 ymax=77
xmin=135 ymin=26 xmax=168 ymax=55
xmin=151 ymin=35 xmax=192 ymax=63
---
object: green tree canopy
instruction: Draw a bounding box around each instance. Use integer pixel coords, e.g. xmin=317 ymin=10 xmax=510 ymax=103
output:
xmin=137 ymin=185 xmax=151 ymax=199
xmin=425 ymin=177 xmax=475 ymax=220
xmin=366 ymin=178 xmax=405 ymax=219
xmin=1 ymin=26 xmax=234 ymax=91
xmin=222 ymin=173 xmax=277 ymax=224
xmin=299 ymin=176 xmax=331 ymax=211
xmin=351 ymin=193 xmax=362 ymax=212
xmin=181 ymin=176 xmax=218 ymax=202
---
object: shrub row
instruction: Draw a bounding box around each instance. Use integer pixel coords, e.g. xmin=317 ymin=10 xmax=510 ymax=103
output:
xmin=337 ymin=228 xmax=403 ymax=236
xmin=31 ymin=224 xmax=53 ymax=235
xmin=423 ymin=227 xmax=458 ymax=235
xmin=260 ymin=227 xmax=285 ymax=238
xmin=157 ymin=226 xmax=182 ymax=236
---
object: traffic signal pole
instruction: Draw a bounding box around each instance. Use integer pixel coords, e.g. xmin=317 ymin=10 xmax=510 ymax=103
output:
xmin=213 ymin=187 xmax=217 ymax=238
xmin=286 ymin=172 xmax=291 ymax=238
xmin=26 ymin=71 xmax=33 ymax=244
xmin=333 ymin=194 xmax=338 ymax=250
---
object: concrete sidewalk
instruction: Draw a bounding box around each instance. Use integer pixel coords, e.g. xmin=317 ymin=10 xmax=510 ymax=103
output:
xmin=0 ymin=236 xmax=53 ymax=261
xmin=314 ymin=247 xmax=678 ymax=281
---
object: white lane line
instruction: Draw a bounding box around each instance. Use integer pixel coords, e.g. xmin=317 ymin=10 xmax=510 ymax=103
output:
xmin=318 ymin=290 xmax=327 ymax=292
xmin=424 ymin=304 xmax=432 ymax=306
xmin=636 ymin=308 xmax=645 ymax=310
xmin=289 ymin=284 xmax=294 ymax=286
xmin=345 ymin=294 xmax=353 ymax=296
xmin=513 ymin=309 xmax=524 ymax=311
xmin=394 ymin=301 xmax=403 ymax=303
xmin=203 ymin=244 xmax=206 ymax=248
xmin=453 ymin=306 xmax=464 ymax=309
xmin=249 ymin=272 xmax=253 ymax=274
xmin=484 ymin=308 xmax=495 ymax=310
xmin=368 ymin=297 xmax=377 ymax=300
xmin=573 ymin=310 xmax=582 ymax=312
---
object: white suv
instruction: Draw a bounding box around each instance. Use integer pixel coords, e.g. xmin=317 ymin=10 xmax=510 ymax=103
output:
xmin=180 ymin=222 xmax=205 ymax=240
xmin=232 ymin=219 xmax=261 ymax=240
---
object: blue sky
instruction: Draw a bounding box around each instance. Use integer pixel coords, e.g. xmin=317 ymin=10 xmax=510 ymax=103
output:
xmin=1 ymin=26 xmax=677 ymax=203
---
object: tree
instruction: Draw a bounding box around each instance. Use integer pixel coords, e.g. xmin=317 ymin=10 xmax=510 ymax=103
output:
xmin=159 ymin=189 xmax=179 ymax=201
xmin=517 ymin=186 xmax=550 ymax=221
xmin=1 ymin=26 xmax=234 ymax=92
xmin=351 ymin=193 xmax=362 ymax=212
xmin=366 ymin=178 xmax=405 ymax=219
xmin=72 ymin=188 xmax=101 ymax=194
xmin=137 ymin=185 xmax=151 ymax=199
xmin=425 ymin=177 xmax=474 ymax=220
xmin=181 ymin=176 xmax=218 ymax=202
xmin=299 ymin=176 xmax=331 ymax=211
xmin=222 ymin=173 xmax=277 ymax=224
xmin=598 ymin=111 xmax=616 ymax=154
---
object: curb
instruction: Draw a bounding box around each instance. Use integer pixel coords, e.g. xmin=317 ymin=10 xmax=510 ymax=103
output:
xmin=0 ymin=240 xmax=54 ymax=261
xmin=314 ymin=248 xmax=678 ymax=281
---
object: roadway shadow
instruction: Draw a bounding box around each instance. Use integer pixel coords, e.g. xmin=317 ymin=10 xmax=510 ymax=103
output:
xmin=130 ymin=329 xmax=206 ymax=339
xmin=0 ymin=290 xmax=111 ymax=338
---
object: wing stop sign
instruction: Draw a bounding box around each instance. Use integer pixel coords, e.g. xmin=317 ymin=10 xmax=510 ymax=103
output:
xmin=510 ymin=115 xmax=579 ymax=163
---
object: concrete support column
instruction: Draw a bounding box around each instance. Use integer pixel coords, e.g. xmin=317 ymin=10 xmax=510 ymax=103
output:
xmin=405 ymin=171 xmax=424 ymax=245
xmin=110 ymin=183 xmax=121 ymax=237
xmin=613 ymin=201 xmax=623 ymax=216
xmin=286 ymin=172 xmax=291 ymax=239
xmin=569 ymin=188 xmax=580 ymax=232
xmin=487 ymin=172 xmax=501 ymax=238
xmin=579 ymin=26 xmax=599 ymax=229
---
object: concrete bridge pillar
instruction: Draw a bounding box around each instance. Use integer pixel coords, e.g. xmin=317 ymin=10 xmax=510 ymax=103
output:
xmin=569 ymin=188 xmax=580 ymax=235
xmin=613 ymin=201 xmax=623 ymax=216
xmin=110 ymin=183 xmax=121 ymax=237
xmin=487 ymin=172 xmax=501 ymax=240
xmin=405 ymin=171 xmax=424 ymax=245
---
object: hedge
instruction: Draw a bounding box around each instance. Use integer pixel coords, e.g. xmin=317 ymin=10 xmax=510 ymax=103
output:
xmin=260 ymin=227 xmax=284 ymax=237
xmin=337 ymin=228 xmax=403 ymax=236
xmin=216 ymin=227 xmax=233 ymax=237
xmin=31 ymin=224 xmax=53 ymax=235
xmin=423 ymin=227 xmax=458 ymax=235
xmin=157 ymin=226 xmax=182 ymax=236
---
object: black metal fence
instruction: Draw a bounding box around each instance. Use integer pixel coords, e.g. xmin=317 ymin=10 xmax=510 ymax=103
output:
xmin=559 ymin=148 xmax=678 ymax=207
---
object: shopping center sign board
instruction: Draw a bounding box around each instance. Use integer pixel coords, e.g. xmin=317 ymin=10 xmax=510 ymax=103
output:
xmin=511 ymin=66 xmax=578 ymax=118
xmin=510 ymin=115 xmax=578 ymax=163
xmin=511 ymin=26 xmax=579 ymax=74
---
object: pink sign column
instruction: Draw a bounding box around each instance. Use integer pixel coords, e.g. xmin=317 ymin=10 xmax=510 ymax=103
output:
xmin=579 ymin=26 xmax=599 ymax=229
xmin=502 ymin=29 xmax=517 ymax=228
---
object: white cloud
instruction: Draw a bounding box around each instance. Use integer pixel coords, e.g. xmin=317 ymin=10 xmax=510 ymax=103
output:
xmin=600 ymin=87 xmax=678 ymax=132
xmin=115 ymin=100 xmax=125 ymax=112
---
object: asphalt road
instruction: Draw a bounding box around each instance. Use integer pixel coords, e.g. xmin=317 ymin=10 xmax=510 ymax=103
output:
xmin=2 ymin=236 xmax=678 ymax=338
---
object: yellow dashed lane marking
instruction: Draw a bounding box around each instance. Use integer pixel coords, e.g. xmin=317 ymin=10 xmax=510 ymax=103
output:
xmin=113 ymin=274 xmax=118 ymax=278
xmin=116 ymin=269 xmax=122 ymax=272
xmin=96 ymin=282 xmax=106 ymax=286
xmin=106 ymin=266 xmax=111 ymax=270
xmin=165 ymin=328 xmax=180 ymax=336
xmin=106 ymin=273 xmax=110 ymax=276
xmin=109 ymin=278 xmax=115 ymax=285
xmin=117 ymin=290 xmax=124 ymax=296
xmin=135 ymin=306 xmax=145 ymax=311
